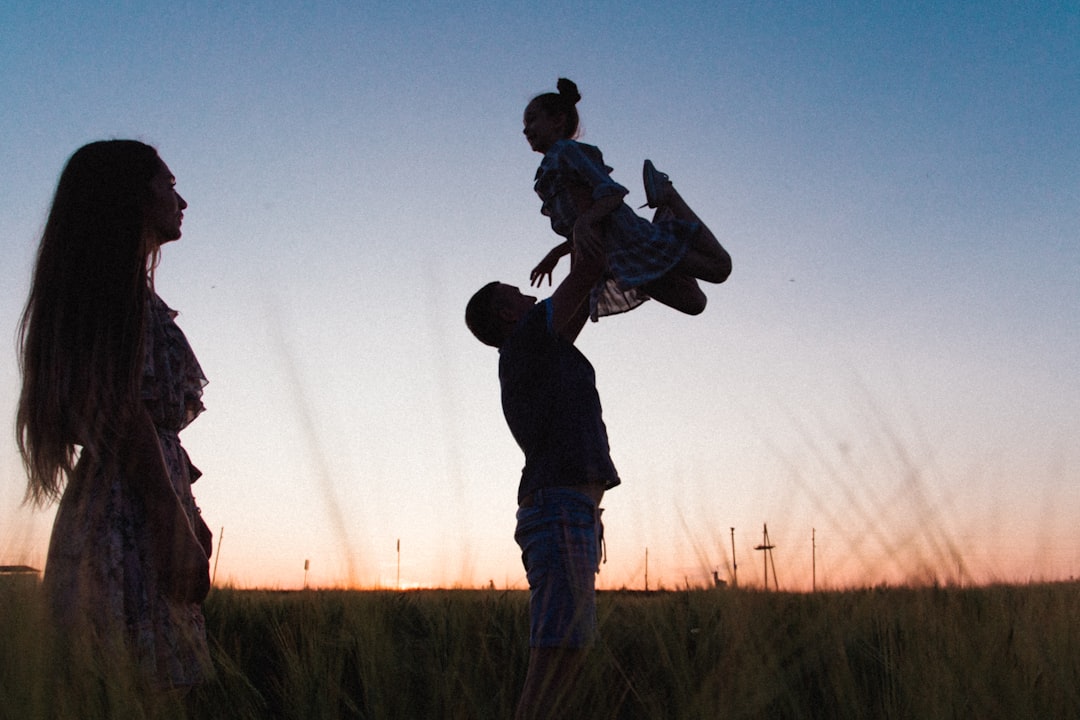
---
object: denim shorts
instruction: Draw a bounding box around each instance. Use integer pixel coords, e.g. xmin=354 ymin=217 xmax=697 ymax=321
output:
xmin=514 ymin=487 xmax=604 ymax=648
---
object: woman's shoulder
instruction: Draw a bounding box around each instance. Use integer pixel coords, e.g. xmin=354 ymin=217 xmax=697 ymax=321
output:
xmin=149 ymin=292 xmax=179 ymax=321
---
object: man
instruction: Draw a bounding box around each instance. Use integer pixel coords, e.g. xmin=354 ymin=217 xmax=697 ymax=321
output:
xmin=466 ymin=240 xmax=619 ymax=720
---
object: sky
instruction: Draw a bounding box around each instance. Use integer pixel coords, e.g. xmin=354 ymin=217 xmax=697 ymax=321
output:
xmin=1 ymin=2 xmax=1077 ymax=592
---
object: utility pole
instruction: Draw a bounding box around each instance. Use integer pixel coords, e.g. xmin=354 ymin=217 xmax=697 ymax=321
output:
xmin=730 ymin=527 xmax=737 ymax=588
xmin=754 ymin=523 xmax=778 ymax=590
xmin=396 ymin=539 xmax=401 ymax=590
xmin=812 ymin=528 xmax=817 ymax=592
xmin=644 ymin=547 xmax=649 ymax=592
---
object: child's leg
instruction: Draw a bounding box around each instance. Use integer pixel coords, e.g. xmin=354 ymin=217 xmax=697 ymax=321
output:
xmin=640 ymin=272 xmax=707 ymax=315
xmin=646 ymin=164 xmax=732 ymax=283
xmin=652 ymin=187 xmax=731 ymax=284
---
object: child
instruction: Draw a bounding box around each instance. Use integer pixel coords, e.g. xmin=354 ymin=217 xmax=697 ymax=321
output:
xmin=525 ymin=78 xmax=732 ymax=319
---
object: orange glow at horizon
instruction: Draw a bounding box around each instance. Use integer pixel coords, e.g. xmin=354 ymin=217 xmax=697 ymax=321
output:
xmin=194 ymin=526 xmax=1080 ymax=593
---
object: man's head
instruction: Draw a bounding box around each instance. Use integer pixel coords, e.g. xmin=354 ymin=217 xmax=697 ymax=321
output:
xmin=466 ymin=282 xmax=537 ymax=348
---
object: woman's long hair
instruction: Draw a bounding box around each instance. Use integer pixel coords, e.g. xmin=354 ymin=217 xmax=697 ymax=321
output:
xmin=17 ymin=140 xmax=161 ymax=506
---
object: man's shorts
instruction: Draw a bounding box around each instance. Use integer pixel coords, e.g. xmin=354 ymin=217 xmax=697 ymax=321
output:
xmin=514 ymin=487 xmax=604 ymax=648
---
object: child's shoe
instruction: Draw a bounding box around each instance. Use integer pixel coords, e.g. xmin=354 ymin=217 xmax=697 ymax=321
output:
xmin=641 ymin=159 xmax=671 ymax=209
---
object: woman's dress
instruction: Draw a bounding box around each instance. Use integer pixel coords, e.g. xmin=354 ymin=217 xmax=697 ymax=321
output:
xmin=43 ymin=293 xmax=212 ymax=687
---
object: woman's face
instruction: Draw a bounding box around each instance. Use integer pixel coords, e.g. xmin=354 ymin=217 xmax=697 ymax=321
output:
xmin=143 ymin=158 xmax=187 ymax=246
xmin=523 ymin=100 xmax=566 ymax=154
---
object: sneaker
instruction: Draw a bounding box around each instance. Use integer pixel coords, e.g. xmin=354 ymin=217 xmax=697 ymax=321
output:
xmin=641 ymin=159 xmax=671 ymax=209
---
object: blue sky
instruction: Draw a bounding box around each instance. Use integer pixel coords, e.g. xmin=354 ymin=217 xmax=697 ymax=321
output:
xmin=1 ymin=2 xmax=1077 ymax=589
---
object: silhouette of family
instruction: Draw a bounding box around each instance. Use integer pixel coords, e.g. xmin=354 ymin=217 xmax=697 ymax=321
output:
xmin=18 ymin=79 xmax=730 ymax=718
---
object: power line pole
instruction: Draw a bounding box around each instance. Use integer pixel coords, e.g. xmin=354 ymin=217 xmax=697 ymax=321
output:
xmin=730 ymin=527 xmax=737 ymax=588
xmin=754 ymin=523 xmax=778 ymax=590
xmin=644 ymin=547 xmax=649 ymax=592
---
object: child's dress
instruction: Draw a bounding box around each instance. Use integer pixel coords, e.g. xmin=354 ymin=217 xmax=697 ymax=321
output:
xmin=534 ymin=139 xmax=700 ymax=319
xmin=43 ymin=293 xmax=212 ymax=687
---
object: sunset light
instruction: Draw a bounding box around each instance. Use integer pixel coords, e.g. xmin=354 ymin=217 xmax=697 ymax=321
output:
xmin=1 ymin=2 xmax=1076 ymax=594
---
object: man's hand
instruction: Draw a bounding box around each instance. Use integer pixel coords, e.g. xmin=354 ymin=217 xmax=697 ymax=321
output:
xmin=550 ymin=223 xmax=607 ymax=343
xmin=571 ymin=217 xmax=604 ymax=262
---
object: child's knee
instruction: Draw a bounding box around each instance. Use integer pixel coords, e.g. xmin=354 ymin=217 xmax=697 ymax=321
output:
xmin=702 ymin=254 xmax=732 ymax=284
xmin=684 ymin=294 xmax=707 ymax=315
xmin=704 ymin=264 xmax=731 ymax=284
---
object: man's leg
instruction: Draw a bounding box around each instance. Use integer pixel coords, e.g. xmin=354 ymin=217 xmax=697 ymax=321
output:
xmin=514 ymin=490 xmax=603 ymax=719
xmin=516 ymin=647 xmax=588 ymax=720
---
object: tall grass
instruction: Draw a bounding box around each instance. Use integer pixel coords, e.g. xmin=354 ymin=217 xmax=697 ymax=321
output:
xmin=3 ymin=581 xmax=1079 ymax=719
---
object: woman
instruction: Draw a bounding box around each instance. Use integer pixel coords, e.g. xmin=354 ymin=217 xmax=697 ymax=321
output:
xmin=17 ymin=140 xmax=213 ymax=687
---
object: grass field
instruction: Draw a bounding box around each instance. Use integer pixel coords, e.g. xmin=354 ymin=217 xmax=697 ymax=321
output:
xmin=3 ymin=581 xmax=1079 ymax=719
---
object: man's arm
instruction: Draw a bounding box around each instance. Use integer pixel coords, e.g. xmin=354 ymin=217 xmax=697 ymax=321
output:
xmin=549 ymin=232 xmax=605 ymax=344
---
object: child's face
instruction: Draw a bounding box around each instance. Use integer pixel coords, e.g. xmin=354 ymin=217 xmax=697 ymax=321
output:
xmin=523 ymin=101 xmax=565 ymax=154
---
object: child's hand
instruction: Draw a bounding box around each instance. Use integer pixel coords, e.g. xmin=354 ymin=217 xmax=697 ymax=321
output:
xmin=531 ymin=252 xmax=560 ymax=287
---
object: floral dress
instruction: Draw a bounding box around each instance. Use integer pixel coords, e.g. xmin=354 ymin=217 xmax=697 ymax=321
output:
xmin=43 ymin=293 xmax=212 ymax=687
xmin=534 ymin=139 xmax=699 ymax=319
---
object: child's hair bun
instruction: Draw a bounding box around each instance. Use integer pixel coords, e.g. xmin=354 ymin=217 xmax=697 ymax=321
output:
xmin=556 ymin=78 xmax=581 ymax=105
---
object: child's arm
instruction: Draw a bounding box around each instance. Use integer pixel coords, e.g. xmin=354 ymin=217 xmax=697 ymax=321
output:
xmin=530 ymin=241 xmax=572 ymax=287
xmin=572 ymin=193 xmax=624 ymax=260
xmin=558 ymin=144 xmax=628 ymax=251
